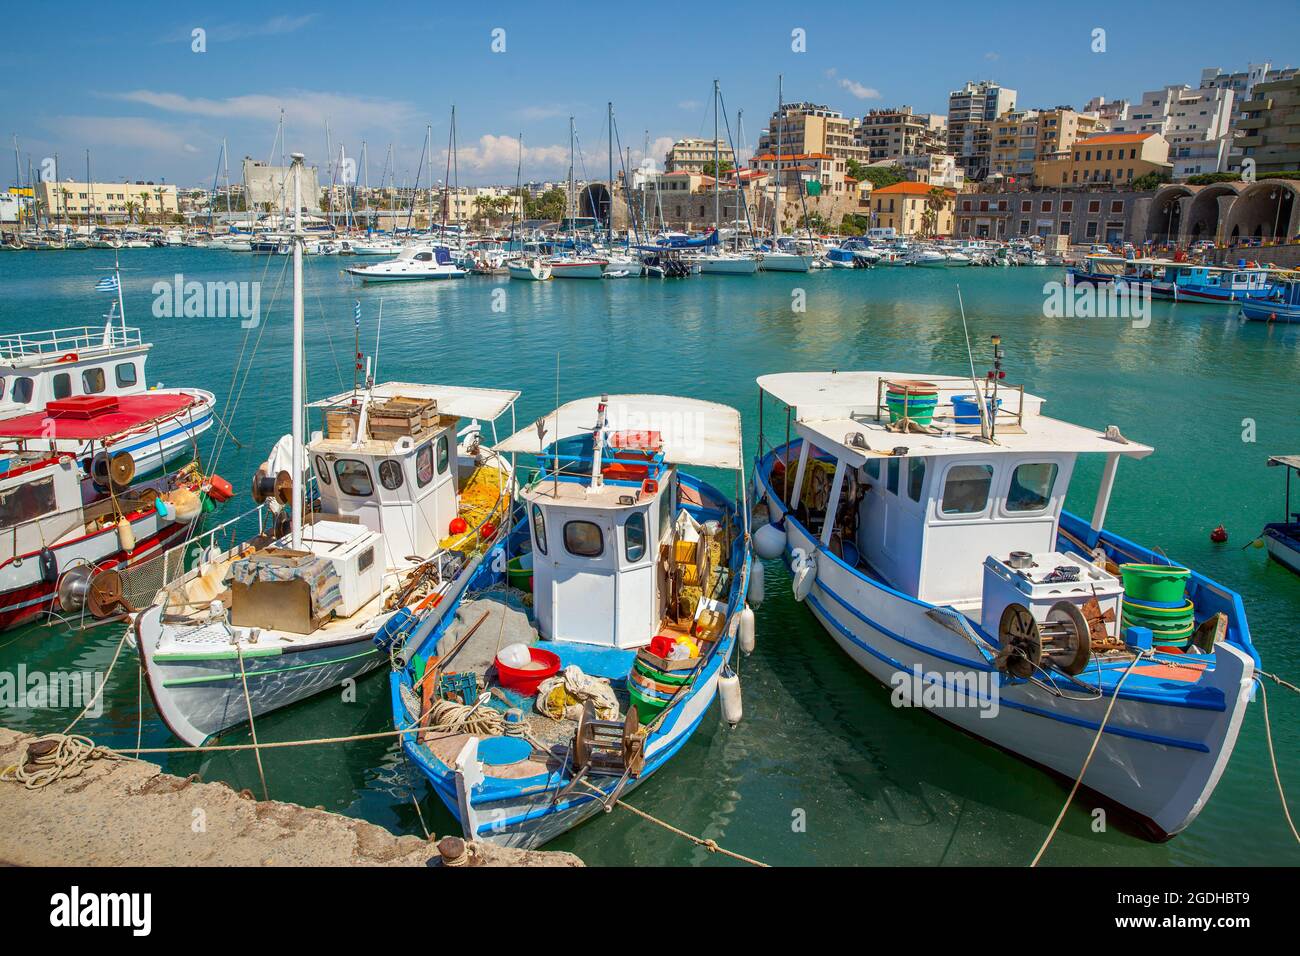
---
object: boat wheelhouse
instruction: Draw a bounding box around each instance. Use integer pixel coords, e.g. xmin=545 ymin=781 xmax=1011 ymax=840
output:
xmin=0 ymin=314 xmax=215 ymax=477
xmin=1151 ymin=264 xmax=1278 ymax=304
xmin=752 ymin=363 xmax=1258 ymax=840
xmin=1263 ymin=455 xmax=1300 ymax=576
xmin=345 ymin=244 xmax=467 ymax=282
xmin=392 ymin=394 xmax=752 ymax=849
xmin=1241 ymin=277 xmax=1300 ymax=323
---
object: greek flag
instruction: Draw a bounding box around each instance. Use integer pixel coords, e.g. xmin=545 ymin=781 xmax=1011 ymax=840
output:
xmin=354 ymin=300 xmax=361 ymax=327
xmin=95 ymin=275 xmax=119 ymax=293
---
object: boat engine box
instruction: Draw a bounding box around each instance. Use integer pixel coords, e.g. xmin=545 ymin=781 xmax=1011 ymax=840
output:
xmin=980 ymin=551 xmax=1123 ymax=643
xmin=302 ymin=519 xmax=384 ymax=618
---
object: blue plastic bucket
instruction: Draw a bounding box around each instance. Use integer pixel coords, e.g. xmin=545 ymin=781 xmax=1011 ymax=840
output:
xmin=952 ymin=394 xmax=1002 ymax=425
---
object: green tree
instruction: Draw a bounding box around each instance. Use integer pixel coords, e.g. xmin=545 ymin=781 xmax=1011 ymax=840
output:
xmin=701 ymin=158 xmax=735 ymax=178
xmin=855 ymin=164 xmax=907 ymax=190
xmin=845 ymin=158 xmax=870 ymax=182
xmin=525 ymin=188 xmax=567 ymax=222
xmin=921 ymin=187 xmax=949 ymax=237
xmin=1131 ymin=171 xmax=1171 ymax=191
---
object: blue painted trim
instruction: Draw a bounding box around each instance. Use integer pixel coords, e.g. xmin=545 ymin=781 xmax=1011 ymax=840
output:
xmin=116 ymin=413 xmax=212 ymax=456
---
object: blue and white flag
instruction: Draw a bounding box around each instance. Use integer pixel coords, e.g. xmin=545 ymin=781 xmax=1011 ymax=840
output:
xmin=95 ymin=275 xmax=119 ymax=293
xmin=354 ymin=300 xmax=361 ymax=327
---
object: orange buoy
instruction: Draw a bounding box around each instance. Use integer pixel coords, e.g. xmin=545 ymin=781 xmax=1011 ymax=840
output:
xmin=481 ymin=521 xmax=497 ymax=539
xmin=207 ymin=474 xmax=234 ymax=503
xmin=1210 ymin=524 xmax=1228 ymax=544
xmin=449 ymin=517 xmax=468 ymax=535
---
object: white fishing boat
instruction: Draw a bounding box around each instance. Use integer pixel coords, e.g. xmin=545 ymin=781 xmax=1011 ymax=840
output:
xmin=548 ymin=255 xmax=608 ymax=279
xmin=0 ymin=274 xmax=214 ymax=475
xmin=697 ymin=252 xmax=760 ymax=275
xmin=136 ymin=155 xmax=519 ymax=746
xmin=506 ymin=256 xmax=552 ymax=281
xmin=393 ymin=393 xmax=753 ymax=848
xmin=345 ymin=244 xmax=467 ymax=282
xmin=751 ymin=357 xmax=1259 ymax=840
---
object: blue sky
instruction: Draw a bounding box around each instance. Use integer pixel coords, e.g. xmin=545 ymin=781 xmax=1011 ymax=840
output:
xmin=6 ymin=0 xmax=1297 ymax=187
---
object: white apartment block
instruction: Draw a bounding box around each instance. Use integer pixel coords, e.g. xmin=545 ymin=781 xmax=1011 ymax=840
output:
xmin=1109 ymin=84 xmax=1235 ymax=176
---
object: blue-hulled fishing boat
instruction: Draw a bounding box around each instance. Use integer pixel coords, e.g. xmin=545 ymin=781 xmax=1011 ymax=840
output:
xmin=1263 ymin=455 xmax=1300 ymax=576
xmin=1150 ymin=263 xmax=1278 ymax=305
xmin=391 ymin=394 xmax=752 ymax=849
xmin=1241 ymin=277 xmax=1300 ymax=322
xmin=751 ymin=356 xmax=1259 ymax=841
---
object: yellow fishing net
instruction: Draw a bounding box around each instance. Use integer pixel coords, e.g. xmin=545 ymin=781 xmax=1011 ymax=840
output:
xmin=439 ymin=466 xmax=506 ymax=553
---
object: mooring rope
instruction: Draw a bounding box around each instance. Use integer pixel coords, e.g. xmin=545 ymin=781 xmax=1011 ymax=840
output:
xmin=1 ymin=733 xmax=122 ymax=789
xmin=1030 ymin=651 xmax=1147 ymax=867
xmin=576 ymin=778 xmax=768 ymax=867
xmin=1257 ymin=672 xmax=1300 ymax=846
xmin=236 ymin=645 xmax=271 ymax=801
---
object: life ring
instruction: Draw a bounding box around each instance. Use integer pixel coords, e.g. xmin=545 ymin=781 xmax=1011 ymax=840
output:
xmin=57 ymin=352 xmax=78 ymax=363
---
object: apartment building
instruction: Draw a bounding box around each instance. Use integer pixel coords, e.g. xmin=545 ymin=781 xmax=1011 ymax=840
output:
xmin=1238 ymin=74 xmax=1300 ymax=173
xmin=947 ymin=80 xmax=1017 ymax=180
xmin=990 ymin=108 xmax=1109 ymax=184
xmin=756 ymin=102 xmax=869 ymax=166
xmin=954 ymin=189 xmax=1151 ymax=245
xmin=870 ymin=181 xmax=955 ymax=237
xmin=1108 ymin=84 xmax=1235 ymax=176
xmin=900 ymin=153 xmax=964 ymax=190
xmin=665 ymin=138 xmax=730 ymax=174
xmin=1033 ymin=132 xmax=1172 ymax=187
xmin=856 ymin=106 xmax=947 ymax=163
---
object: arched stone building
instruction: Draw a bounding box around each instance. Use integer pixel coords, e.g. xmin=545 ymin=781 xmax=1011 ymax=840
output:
xmin=1146 ymin=179 xmax=1300 ymax=245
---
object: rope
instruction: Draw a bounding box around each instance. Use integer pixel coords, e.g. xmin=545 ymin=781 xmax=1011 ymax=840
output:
xmin=1030 ymin=651 xmax=1147 ymax=867
xmin=62 ymin=627 xmax=130 ymax=735
xmin=1257 ymin=674 xmax=1300 ymax=846
xmin=235 ymin=645 xmax=271 ymax=801
xmin=1 ymin=733 xmax=122 ymax=789
xmin=576 ymin=778 xmax=768 ymax=867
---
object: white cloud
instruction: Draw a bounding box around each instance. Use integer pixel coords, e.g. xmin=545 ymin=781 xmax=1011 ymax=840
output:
xmin=101 ymin=88 xmax=420 ymax=134
xmin=516 ymin=105 xmax=570 ymax=121
xmin=45 ymin=115 xmax=205 ymax=156
xmin=158 ymin=15 xmax=316 ymax=44
xmin=447 ymin=134 xmax=568 ymax=176
xmin=838 ymin=79 xmax=881 ymax=100
xmin=985 ymin=51 xmax=1000 ymax=61
xmin=677 ymin=100 xmax=702 ymax=111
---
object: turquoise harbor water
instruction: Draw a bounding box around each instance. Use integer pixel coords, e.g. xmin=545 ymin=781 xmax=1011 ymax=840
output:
xmin=2 ymin=247 xmax=1298 ymax=866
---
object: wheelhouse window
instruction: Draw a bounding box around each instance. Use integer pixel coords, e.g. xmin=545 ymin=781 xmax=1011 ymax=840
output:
xmin=908 ymin=458 xmax=926 ymax=502
xmin=415 ymin=441 xmax=434 ymax=487
xmin=53 ymin=373 xmax=72 ymax=400
xmin=624 ymin=512 xmax=647 ymax=562
xmin=11 ymin=377 xmax=33 ymax=403
xmin=333 ymin=459 xmax=374 ymax=497
xmin=436 ymin=435 xmax=450 ymax=474
xmin=115 ymin=362 xmax=138 ymax=388
xmin=0 ymin=476 xmax=58 ymax=529
xmin=886 ymin=458 xmax=900 ymax=495
xmin=941 ymin=464 xmax=994 ymax=515
xmin=532 ymin=504 xmax=548 ymax=555
xmin=564 ymin=520 xmax=604 ymax=558
xmin=314 ymin=455 xmax=331 ymax=484
xmin=1006 ymin=462 xmax=1059 ymax=513
xmin=82 ymin=367 xmax=106 ymax=394
xmin=378 ymin=459 xmax=404 ymax=490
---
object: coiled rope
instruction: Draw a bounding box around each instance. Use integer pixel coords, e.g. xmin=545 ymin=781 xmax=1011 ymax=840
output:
xmin=1 ymin=733 xmax=122 ymax=789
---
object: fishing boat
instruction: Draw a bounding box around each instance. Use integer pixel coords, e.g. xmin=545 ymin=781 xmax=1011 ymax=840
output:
xmin=1262 ymin=456 xmax=1300 ymax=576
xmin=0 ymin=451 xmax=220 ymax=631
xmin=136 ymin=156 xmax=519 ymax=746
xmin=344 ymin=244 xmax=466 ymax=282
xmin=392 ymin=394 xmax=753 ymax=849
xmin=506 ymin=256 xmax=552 ymax=281
xmin=1241 ymin=277 xmax=1300 ymax=323
xmin=751 ymin=354 xmax=1259 ymax=841
xmin=1 ymin=289 xmax=215 ymax=477
xmin=548 ymin=255 xmax=609 ymax=279
xmin=1152 ymin=264 xmax=1278 ymax=305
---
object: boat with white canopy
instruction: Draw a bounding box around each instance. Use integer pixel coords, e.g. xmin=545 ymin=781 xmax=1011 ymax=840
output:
xmin=751 ymin=349 xmax=1259 ymax=840
xmin=391 ymin=393 xmax=753 ymax=848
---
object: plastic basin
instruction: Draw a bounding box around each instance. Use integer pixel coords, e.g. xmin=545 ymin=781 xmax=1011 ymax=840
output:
xmin=1119 ymin=564 xmax=1190 ymax=604
xmin=495 ymin=646 xmax=560 ymax=696
xmin=952 ymin=394 xmax=1003 ymax=425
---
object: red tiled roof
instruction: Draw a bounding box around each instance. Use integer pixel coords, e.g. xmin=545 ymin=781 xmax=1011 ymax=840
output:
xmin=873 ymin=181 xmax=955 ymax=196
xmin=1078 ymin=132 xmax=1157 ymax=146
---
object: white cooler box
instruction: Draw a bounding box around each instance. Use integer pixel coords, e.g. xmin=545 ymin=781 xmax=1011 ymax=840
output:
xmin=980 ymin=551 xmax=1123 ymax=643
xmin=303 ymin=519 xmax=384 ymax=617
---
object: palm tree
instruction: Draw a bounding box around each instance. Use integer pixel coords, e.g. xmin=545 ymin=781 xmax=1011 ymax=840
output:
xmin=124 ymin=199 xmax=139 ymax=223
xmin=140 ymin=193 xmax=151 ymax=225
xmin=922 ymin=187 xmax=948 ymax=238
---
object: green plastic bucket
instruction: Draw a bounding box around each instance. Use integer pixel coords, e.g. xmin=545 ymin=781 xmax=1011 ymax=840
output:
xmin=507 ymin=553 xmax=533 ymax=592
xmin=1119 ymin=564 xmax=1190 ymax=604
xmin=628 ymin=683 xmax=669 ymax=723
xmin=634 ymin=659 xmax=690 ymax=686
xmin=885 ymin=396 xmax=938 ymax=426
xmin=1123 ymin=613 xmax=1194 ymax=635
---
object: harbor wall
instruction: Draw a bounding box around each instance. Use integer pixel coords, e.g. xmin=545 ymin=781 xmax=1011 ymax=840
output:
xmin=0 ymin=729 xmax=582 ymax=867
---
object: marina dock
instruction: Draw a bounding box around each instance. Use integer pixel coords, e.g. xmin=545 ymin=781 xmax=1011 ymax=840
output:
xmin=0 ymin=729 xmax=582 ymax=867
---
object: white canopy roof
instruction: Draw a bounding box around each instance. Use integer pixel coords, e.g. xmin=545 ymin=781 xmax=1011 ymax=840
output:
xmin=760 ymin=370 xmax=1152 ymax=464
xmin=495 ymin=394 xmax=743 ymax=470
xmin=308 ymin=382 xmax=519 ymax=422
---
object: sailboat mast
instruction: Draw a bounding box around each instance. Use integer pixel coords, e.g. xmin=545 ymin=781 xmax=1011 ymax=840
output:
xmin=290 ymin=153 xmax=306 ymax=550
xmin=607 ymin=102 xmax=613 ymax=243
xmin=568 ymin=116 xmax=575 ymax=243
xmin=774 ymin=74 xmax=783 ymax=241
xmin=713 ymin=80 xmax=720 ymax=244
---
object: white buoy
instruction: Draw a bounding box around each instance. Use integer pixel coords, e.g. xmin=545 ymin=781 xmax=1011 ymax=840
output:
xmin=116 ymin=517 xmax=135 ymax=553
xmin=739 ymin=605 xmax=756 ymax=655
xmin=791 ymin=549 xmax=816 ymax=602
xmin=753 ymin=521 xmax=787 ymax=560
xmin=719 ymin=666 xmax=742 ymax=725
xmin=748 ymin=561 xmax=765 ymax=606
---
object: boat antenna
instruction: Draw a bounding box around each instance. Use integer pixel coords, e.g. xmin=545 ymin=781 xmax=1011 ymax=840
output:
xmin=955 ymin=285 xmax=990 ymax=442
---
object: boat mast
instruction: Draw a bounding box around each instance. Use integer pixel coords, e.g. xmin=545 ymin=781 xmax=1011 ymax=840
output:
xmin=607 ymin=102 xmax=614 ymax=244
xmin=713 ymin=80 xmax=720 ymax=247
xmin=774 ymin=74 xmax=783 ymax=242
xmin=290 ymin=153 xmax=306 ymax=549
xmin=568 ymin=116 xmax=575 ymax=248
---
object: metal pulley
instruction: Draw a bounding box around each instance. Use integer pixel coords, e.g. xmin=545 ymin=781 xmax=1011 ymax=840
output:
xmin=573 ymin=701 xmax=645 ymax=778
xmin=56 ymin=566 xmax=128 ymax=618
xmin=90 ymin=451 xmax=135 ymax=491
xmin=251 ymin=467 xmax=293 ymax=505
xmin=997 ymin=601 xmax=1091 ymax=678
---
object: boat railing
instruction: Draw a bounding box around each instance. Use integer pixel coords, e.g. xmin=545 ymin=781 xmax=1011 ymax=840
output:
xmin=872 ymin=378 xmax=1027 ymax=432
xmin=0 ymin=325 xmax=143 ymax=363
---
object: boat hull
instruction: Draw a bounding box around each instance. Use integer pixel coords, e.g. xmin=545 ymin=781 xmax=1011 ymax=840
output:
xmin=759 ymin=253 xmax=812 ymax=272
xmin=1263 ymin=525 xmax=1300 ymax=574
xmin=549 ymin=261 xmax=607 ymax=279
xmin=698 ymin=256 xmax=759 ymax=275
xmin=1241 ymin=301 xmax=1300 ymax=323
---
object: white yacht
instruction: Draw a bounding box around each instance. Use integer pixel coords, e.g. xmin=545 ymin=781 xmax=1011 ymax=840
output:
xmin=345 ymin=245 xmax=467 ymax=282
